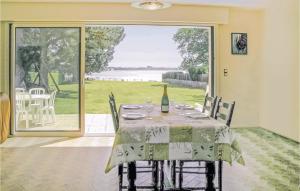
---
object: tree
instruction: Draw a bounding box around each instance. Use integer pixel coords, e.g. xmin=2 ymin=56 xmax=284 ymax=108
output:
xmin=173 ymin=28 xmax=209 ymax=71
xmin=17 ymin=28 xmax=80 ymax=89
xmin=85 ymin=26 xmax=125 ymax=74
xmin=17 ymin=46 xmax=41 ymax=88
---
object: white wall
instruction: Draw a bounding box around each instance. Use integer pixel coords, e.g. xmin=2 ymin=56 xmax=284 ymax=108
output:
xmin=0 ymin=1 xmax=3 ymax=93
xmin=218 ymin=8 xmax=262 ymax=127
xmin=260 ymin=0 xmax=299 ymax=141
xmin=298 ymin=1 xmax=300 ymax=135
xmin=0 ymin=2 xmax=229 ymax=24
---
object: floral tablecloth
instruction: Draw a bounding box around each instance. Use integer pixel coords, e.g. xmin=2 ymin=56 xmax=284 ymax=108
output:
xmin=105 ymin=105 xmax=244 ymax=173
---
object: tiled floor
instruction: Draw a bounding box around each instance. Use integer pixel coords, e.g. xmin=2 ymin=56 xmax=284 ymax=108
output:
xmin=233 ymin=128 xmax=300 ymax=191
xmin=0 ymin=128 xmax=299 ymax=191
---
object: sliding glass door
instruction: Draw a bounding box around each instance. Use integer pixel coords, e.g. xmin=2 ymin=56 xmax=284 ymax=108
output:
xmin=11 ymin=24 xmax=85 ymax=135
xmin=84 ymin=25 xmax=214 ymax=135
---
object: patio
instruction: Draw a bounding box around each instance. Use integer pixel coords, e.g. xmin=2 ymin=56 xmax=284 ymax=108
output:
xmin=17 ymin=114 xmax=114 ymax=133
xmin=85 ymin=114 xmax=114 ymax=134
xmin=17 ymin=114 xmax=79 ymax=131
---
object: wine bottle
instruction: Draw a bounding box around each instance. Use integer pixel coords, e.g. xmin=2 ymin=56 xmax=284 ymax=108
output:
xmin=161 ymin=84 xmax=169 ymax=113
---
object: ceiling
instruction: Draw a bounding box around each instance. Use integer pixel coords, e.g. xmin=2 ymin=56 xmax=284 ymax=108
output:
xmin=0 ymin=0 xmax=268 ymax=9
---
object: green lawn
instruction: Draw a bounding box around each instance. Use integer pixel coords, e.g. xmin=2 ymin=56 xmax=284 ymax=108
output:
xmin=54 ymin=80 xmax=205 ymax=114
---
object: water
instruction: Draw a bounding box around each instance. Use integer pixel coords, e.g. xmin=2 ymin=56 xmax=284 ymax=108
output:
xmin=86 ymin=69 xmax=183 ymax=82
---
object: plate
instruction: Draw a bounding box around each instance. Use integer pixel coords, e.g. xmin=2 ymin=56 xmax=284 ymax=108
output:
xmin=185 ymin=113 xmax=209 ymax=119
xmin=122 ymin=113 xmax=145 ymax=120
xmin=122 ymin=105 xmax=143 ymax=109
xmin=175 ymin=104 xmax=194 ymax=110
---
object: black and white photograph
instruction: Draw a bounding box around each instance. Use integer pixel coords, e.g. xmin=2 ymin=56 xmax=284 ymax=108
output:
xmin=231 ymin=33 xmax=248 ymax=55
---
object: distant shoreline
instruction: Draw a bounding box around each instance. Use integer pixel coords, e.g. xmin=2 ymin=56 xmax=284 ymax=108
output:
xmin=87 ymin=69 xmax=184 ymax=82
xmin=107 ymin=67 xmax=179 ymax=71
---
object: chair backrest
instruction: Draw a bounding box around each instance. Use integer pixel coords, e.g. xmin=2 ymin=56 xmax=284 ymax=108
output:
xmin=29 ymin=88 xmax=45 ymax=95
xmin=202 ymin=94 xmax=217 ymax=117
xmin=109 ymin=93 xmax=118 ymax=119
xmin=15 ymin=93 xmax=28 ymax=112
xmin=16 ymin=88 xmax=26 ymax=93
xmin=109 ymin=98 xmax=119 ymax=133
xmin=110 ymin=92 xmax=115 ymax=100
xmin=215 ymin=99 xmax=235 ymax=126
xmin=49 ymin=90 xmax=57 ymax=107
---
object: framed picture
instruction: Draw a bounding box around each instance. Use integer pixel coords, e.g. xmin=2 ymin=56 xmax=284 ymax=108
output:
xmin=231 ymin=33 xmax=247 ymax=55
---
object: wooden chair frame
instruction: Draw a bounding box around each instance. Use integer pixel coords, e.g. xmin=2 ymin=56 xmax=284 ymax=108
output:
xmin=202 ymin=94 xmax=218 ymax=117
xmin=108 ymin=93 xmax=158 ymax=191
xmin=176 ymin=97 xmax=235 ymax=191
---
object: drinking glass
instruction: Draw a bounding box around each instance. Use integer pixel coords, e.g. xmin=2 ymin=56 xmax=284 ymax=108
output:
xmin=170 ymin=100 xmax=175 ymax=107
xmin=145 ymin=97 xmax=152 ymax=104
xmin=179 ymin=102 xmax=186 ymax=115
xmin=145 ymin=104 xmax=153 ymax=119
xmin=145 ymin=97 xmax=153 ymax=119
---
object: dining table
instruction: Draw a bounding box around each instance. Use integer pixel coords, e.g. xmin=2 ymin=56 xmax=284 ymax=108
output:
xmin=105 ymin=104 xmax=245 ymax=191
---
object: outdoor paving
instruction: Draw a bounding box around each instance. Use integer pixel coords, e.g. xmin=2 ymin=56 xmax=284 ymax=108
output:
xmin=17 ymin=114 xmax=79 ymax=131
xmin=16 ymin=114 xmax=114 ymax=133
xmin=85 ymin=114 xmax=115 ymax=134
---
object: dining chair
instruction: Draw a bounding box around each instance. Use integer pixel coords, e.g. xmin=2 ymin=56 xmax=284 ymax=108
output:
xmin=202 ymin=94 xmax=218 ymax=117
xmin=108 ymin=94 xmax=158 ymax=191
xmin=110 ymin=92 xmax=119 ymax=117
xmin=214 ymin=99 xmax=235 ymax=126
xmin=109 ymin=98 xmax=119 ymax=133
xmin=214 ymin=99 xmax=235 ymax=191
xmin=175 ymin=95 xmax=222 ymax=191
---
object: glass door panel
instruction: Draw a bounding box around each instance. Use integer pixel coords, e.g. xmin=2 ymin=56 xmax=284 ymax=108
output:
xmin=12 ymin=26 xmax=82 ymax=132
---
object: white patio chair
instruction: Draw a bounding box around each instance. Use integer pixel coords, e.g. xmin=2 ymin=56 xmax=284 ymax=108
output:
xmin=16 ymin=93 xmax=31 ymax=128
xmin=41 ymin=90 xmax=57 ymax=124
xmin=29 ymin=88 xmax=45 ymax=125
xmin=29 ymin=88 xmax=45 ymax=95
xmin=16 ymin=88 xmax=26 ymax=93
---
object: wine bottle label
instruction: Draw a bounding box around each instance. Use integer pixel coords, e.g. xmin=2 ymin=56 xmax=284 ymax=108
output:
xmin=161 ymin=105 xmax=169 ymax=112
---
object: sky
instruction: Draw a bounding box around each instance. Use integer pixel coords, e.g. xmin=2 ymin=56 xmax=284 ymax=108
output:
xmin=109 ymin=25 xmax=183 ymax=68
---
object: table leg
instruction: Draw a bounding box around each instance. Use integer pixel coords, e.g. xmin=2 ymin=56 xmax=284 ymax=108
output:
xmin=171 ymin=160 xmax=176 ymax=187
xmin=179 ymin=161 xmax=184 ymax=190
xmin=160 ymin=161 xmax=165 ymax=191
xmin=118 ymin=164 xmax=123 ymax=191
xmin=206 ymin=162 xmax=216 ymax=191
xmin=218 ymin=160 xmax=223 ymax=191
xmin=152 ymin=161 xmax=159 ymax=191
xmin=127 ymin=162 xmax=136 ymax=191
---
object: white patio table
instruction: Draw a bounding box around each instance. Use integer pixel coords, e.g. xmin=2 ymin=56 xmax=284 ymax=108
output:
xmin=16 ymin=93 xmax=51 ymax=125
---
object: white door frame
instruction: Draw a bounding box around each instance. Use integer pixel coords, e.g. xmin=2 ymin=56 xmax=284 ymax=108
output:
xmin=8 ymin=21 xmax=218 ymax=137
xmin=10 ymin=23 xmax=85 ymax=137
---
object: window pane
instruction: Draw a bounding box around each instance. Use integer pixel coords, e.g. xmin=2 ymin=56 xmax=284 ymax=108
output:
xmin=14 ymin=27 xmax=80 ymax=131
xmin=84 ymin=25 xmax=210 ymax=134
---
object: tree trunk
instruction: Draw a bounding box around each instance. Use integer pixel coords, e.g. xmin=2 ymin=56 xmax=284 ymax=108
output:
xmin=15 ymin=56 xmax=26 ymax=88
xmin=39 ymin=30 xmax=49 ymax=90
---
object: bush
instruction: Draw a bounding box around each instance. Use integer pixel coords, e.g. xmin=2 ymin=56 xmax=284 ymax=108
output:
xmin=188 ymin=66 xmax=208 ymax=81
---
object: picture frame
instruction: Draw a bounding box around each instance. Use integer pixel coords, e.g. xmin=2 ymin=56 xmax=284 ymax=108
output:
xmin=231 ymin=33 xmax=247 ymax=55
